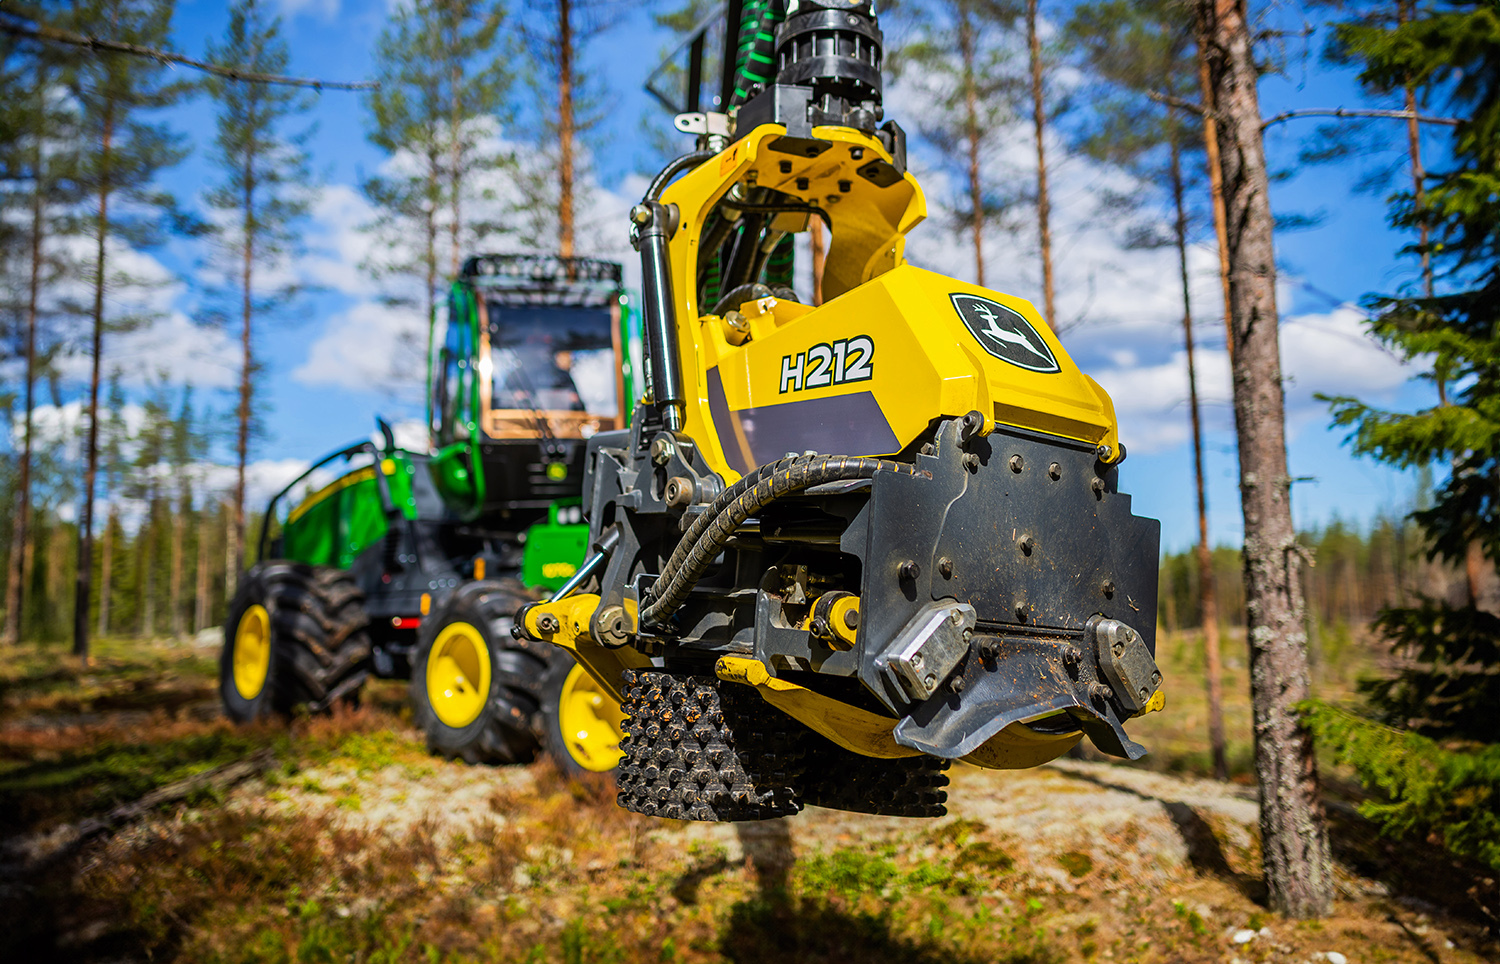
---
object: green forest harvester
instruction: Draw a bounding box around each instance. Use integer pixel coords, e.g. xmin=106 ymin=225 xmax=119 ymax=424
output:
xmin=512 ymin=0 xmax=1166 ymax=821
xmin=221 ymin=254 xmax=634 ymax=776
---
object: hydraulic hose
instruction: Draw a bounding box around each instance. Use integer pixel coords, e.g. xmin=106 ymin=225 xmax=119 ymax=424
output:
xmin=641 ymin=454 xmax=918 ymax=627
xmin=646 ymin=149 xmax=716 ymax=202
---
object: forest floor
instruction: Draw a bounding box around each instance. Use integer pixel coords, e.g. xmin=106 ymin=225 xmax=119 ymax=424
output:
xmin=0 ymin=633 xmax=1495 ymax=963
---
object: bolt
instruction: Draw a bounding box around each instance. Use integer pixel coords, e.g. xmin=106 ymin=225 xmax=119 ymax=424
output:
xmin=979 ymin=637 xmax=1000 ymax=660
xmin=962 ymin=452 xmax=980 ymax=471
xmin=950 ymin=609 xmax=964 ymax=625
xmin=1048 ymin=462 xmax=1062 ymax=480
xmin=959 ymin=410 xmax=984 ymax=442
xmin=630 ymin=203 xmax=652 ymax=225
xmin=962 ymin=628 xmax=973 ymax=643
xmin=1102 ymin=580 xmax=1116 ymax=598
xmin=920 ymin=442 xmax=936 ymax=456
xmin=850 ymin=146 xmax=864 ymax=159
xmin=898 ymin=560 xmax=921 ymax=581
xmin=924 ymin=673 xmax=938 ymax=689
xmin=1152 ymin=671 xmax=1162 ymax=686
xmin=1096 ymin=444 xmax=1113 ymax=461
xmin=1091 ymin=477 xmax=1106 ymax=499
xmin=1112 ymin=641 xmax=1125 ymax=657
xmin=598 ymin=605 xmax=630 ymax=646
xmin=1061 ymin=645 xmax=1082 ymax=668
xmin=650 ymin=436 xmax=675 ymax=465
xmin=1014 ymin=602 xmax=1027 ymax=622
xmin=724 ymin=309 xmax=749 ymax=332
xmin=1009 ymin=454 xmax=1024 ymax=473
xmin=843 ymin=608 xmax=860 ymax=630
xmin=536 ymin=612 xmax=561 ymax=634
xmin=1017 ymin=534 xmax=1034 ymax=554
xmin=938 ymin=557 xmax=953 ymax=578
xmin=910 ymin=653 xmax=924 ymax=668
xmin=664 ymin=476 xmax=694 ymax=508
xmin=949 ymin=675 xmax=966 ymax=694
xmin=1089 ymin=682 xmax=1113 ymax=702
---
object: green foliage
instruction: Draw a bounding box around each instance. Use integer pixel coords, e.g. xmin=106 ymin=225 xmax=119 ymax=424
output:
xmin=1361 ymin=600 xmax=1500 ymax=740
xmin=1304 ymin=701 xmax=1500 ymax=872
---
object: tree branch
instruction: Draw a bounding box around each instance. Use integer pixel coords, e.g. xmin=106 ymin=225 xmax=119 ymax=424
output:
xmin=1148 ymin=90 xmax=1204 ymax=115
xmin=0 ymin=15 xmax=377 ymax=90
xmin=1261 ymin=107 xmax=1459 ymax=131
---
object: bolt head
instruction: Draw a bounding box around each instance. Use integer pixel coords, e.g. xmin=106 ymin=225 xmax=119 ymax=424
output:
xmin=1048 ymin=462 xmax=1062 ymax=480
xmin=650 ymin=436 xmax=675 ymax=465
xmin=938 ymin=557 xmax=953 ymax=578
xmin=1008 ymin=454 xmax=1024 ymax=473
xmin=1096 ymin=444 xmax=1113 ymax=461
xmin=842 ymin=609 xmax=859 ymax=629
xmin=898 ymin=560 xmax=920 ymax=581
xmin=630 ymin=203 xmax=652 ymax=225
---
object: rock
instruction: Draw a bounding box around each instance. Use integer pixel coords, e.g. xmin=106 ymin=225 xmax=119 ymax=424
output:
xmin=1231 ymin=929 xmax=1256 ymax=944
xmin=1324 ymin=953 xmax=1348 ymax=964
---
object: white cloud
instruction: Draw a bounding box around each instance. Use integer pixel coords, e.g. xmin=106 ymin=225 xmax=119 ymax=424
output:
xmin=291 ymin=297 xmax=426 ymax=396
xmin=272 ymin=0 xmax=340 ymax=21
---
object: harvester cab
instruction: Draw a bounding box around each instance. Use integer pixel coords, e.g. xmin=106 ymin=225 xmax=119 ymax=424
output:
xmin=516 ymin=0 xmax=1165 ymax=821
xmin=221 ymin=255 xmax=634 ymax=776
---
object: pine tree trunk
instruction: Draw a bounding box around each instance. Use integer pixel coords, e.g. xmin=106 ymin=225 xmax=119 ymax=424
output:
xmin=557 ymin=0 xmax=576 ymax=260
xmin=75 ymin=103 xmax=115 ymax=660
xmin=3 ymin=90 xmax=44 ymax=646
xmin=195 ymin=508 xmax=211 ymax=634
xmin=958 ymin=1 xmax=985 ymax=287
xmin=141 ymin=505 xmax=157 ymax=639
xmin=170 ymin=492 xmax=186 ymax=638
xmin=224 ymin=503 xmax=234 ymax=606
xmin=809 ymin=217 xmax=827 ymax=305
xmin=1195 ymin=20 xmax=1235 ymax=356
xmin=1171 ymin=141 xmax=1228 ymax=782
xmin=1197 ymin=0 xmax=1333 ymax=918
xmin=233 ymin=156 xmax=256 ymax=584
xmin=1025 ymin=0 xmax=1055 ymax=328
xmin=98 ymin=513 xmax=114 ymax=637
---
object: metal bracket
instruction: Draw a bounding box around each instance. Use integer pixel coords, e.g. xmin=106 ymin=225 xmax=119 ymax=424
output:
xmin=674 ymin=111 xmax=731 ymax=136
xmin=1088 ymin=616 xmax=1161 ymax=715
xmin=874 ymin=601 xmax=976 ymax=702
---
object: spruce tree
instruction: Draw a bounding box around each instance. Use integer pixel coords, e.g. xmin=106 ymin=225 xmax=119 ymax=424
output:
xmin=364 ymin=0 xmax=512 ymax=371
xmin=202 ymin=0 xmax=311 ymax=582
xmin=66 ymin=0 xmax=188 ymax=658
xmin=1309 ymin=0 xmax=1500 ymax=871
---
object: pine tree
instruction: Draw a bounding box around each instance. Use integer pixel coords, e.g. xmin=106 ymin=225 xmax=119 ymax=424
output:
xmin=97 ymin=371 xmax=129 ymax=637
xmin=517 ymin=1 xmax=614 ymax=258
xmin=1066 ymin=0 xmax=1229 ymax=781
xmin=1196 ymin=0 xmax=1334 ymax=917
xmin=65 ymin=0 xmax=188 ymax=658
xmin=1310 ymin=1 xmax=1500 ymax=871
xmin=364 ymin=0 xmax=512 ymax=371
xmin=202 ymin=0 xmax=312 ymax=583
xmin=899 ymin=1 xmax=1025 ymax=287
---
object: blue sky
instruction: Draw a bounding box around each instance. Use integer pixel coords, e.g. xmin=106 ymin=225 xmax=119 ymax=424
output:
xmin=46 ymin=0 xmax=1441 ymax=553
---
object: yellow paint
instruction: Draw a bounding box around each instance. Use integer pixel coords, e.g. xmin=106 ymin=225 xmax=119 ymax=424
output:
xmin=420 ymin=592 xmax=431 ymax=616
xmin=524 ymin=594 xmax=652 ymax=704
xmin=714 ymin=656 xmax=920 ymax=759
xmin=1139 ymin=688 xmax=1166 ymax=716
xmin=286 ymin=459 xmax=398 ymax=526
xmin=541 ymin=561 xmax=577 ymax=580
xmin=557 ymin=662 xmax=625 ymax=772
xmin=654 ymin=123 xmax=1121 ymax=483
xmin=828 ymin=595 xmax=860 ymax=650
xmin=426 ymin=621 xmax=491 ymax=728
xmin=231 ymin=603 xmax=271 ymax=700
xmin=473 ymin=557 xmax=486 ymax=581
xmin=960 ymin=722 xmax=1083 ymax=770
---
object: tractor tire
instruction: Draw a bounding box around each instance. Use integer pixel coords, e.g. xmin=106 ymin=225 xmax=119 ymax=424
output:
xmin=221 ymin=561 xmax=373 ymax=723
xmin=409 ymin=579 xmax=548 ymax=764
xmin=537 ymin=655 xmax=625 ymax=779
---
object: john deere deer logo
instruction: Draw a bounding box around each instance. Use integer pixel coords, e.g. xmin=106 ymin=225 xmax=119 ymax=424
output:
xmin=950 ymin=294 xmax=1060 ymax=374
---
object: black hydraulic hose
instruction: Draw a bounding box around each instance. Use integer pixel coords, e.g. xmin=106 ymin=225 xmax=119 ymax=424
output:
xmin=721 ymin=202 xmax=832 ymax=232
xmin=641 ymin=454 xmax=919 ymax=627
xmin=646 ymin=149 xmax=716 ymax=202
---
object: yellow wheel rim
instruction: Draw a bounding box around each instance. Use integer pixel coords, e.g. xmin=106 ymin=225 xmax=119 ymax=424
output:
xmin=557 ymin=662 xmax=625 ymax=772
xmin=427 ymin=621 xmax=492 ymax=728
xmin=232 ymin=603 xmax=272 ymax=700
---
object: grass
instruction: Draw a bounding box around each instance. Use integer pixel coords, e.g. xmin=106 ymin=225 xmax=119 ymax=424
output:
xmin=1 ymin=634 xmax=1495 ymax=962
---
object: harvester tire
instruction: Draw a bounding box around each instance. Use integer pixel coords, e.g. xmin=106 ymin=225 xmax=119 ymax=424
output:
xmin=538 ymin=656 xmax=625 ymax=779
xmin=221 ymin=561 xmax=373 ymax=723
xmin=410 ymin=579 xmax=546 ymax=765
xmin=615 ymin=669 xmax=803 ymax=821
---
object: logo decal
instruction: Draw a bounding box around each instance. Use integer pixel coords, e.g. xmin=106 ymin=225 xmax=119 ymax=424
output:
xmin=779 ymin=336 xmax=874 ymax=394
xmin=950 ymin=294 xmax=1060 ymax=373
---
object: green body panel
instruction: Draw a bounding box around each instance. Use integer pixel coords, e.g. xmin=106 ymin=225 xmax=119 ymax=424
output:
xmin=522 ymin=503 xmax=590 ymax=591
xmin=281 ymin=454 xmax=419 ymax=570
